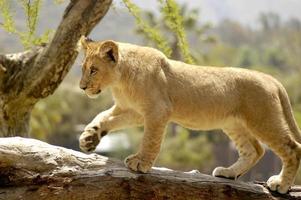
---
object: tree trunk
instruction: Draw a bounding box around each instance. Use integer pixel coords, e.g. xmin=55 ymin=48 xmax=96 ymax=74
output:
xmin=0 ymin=49 xmax=41 ymax=137
xmin=0 ymin=137 xmax=300 ymax=200
xmin=0 ymin=0 xmax=112 ymax=137
xmin=0 ymin=108 xmax=31 ymax=137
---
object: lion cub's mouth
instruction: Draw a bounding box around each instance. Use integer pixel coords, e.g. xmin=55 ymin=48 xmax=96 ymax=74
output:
xmin=86 ymin=89 xmax=102 ymax=99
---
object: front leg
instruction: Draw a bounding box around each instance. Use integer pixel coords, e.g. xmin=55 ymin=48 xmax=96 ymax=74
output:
xmin=79 ymin=106 xmax=143 ymax=152
xmin=125 ymin=108 xmax=170 ymax=173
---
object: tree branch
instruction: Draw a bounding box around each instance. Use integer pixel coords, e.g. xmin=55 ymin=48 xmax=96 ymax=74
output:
xmin=25 ymin=0 xmax=112 ymax=98
xmin=0 ymin=137 xmax=300 ymax=200
xmin=0 ymin=47 xmax=44 ymax=94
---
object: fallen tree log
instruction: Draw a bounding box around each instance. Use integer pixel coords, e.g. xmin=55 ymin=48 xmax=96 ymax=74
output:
xmin=0 ymin=137 xmax=300 ymax=200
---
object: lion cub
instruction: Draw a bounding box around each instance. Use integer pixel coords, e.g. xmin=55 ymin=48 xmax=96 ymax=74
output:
xmin=78 ymin=36 xmax=301 ymax=194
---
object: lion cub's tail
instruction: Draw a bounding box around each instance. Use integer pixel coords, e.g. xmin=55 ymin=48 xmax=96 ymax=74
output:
xmin=278 ymin=84 xmax=301 ymax=144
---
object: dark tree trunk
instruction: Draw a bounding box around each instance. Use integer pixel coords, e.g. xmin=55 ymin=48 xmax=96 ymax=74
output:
xmin=0 ymin=0 xmax=112 ymax=137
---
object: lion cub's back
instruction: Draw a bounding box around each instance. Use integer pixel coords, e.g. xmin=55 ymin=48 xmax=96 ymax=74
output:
xmin=166 ymin=61 xmax=282 ymax=128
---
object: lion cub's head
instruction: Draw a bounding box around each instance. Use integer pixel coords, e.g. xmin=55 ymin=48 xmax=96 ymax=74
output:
xmin=79 ymin=36 xmax=120 ymax=98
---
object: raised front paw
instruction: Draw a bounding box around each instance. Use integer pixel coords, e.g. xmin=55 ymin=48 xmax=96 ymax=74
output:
xmin=79 ymin=129 xmax=100 ymax=153
xmin=79 ymin=125 xmax=108 ymax=153
xmin=267 ymin=175 xmax=290 ymax=194
xmin=124 ymin=154 xmax=153 ymax=173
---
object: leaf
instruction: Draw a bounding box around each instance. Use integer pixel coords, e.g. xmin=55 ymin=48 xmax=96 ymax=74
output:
xmin=160 ymin=0 xmax=195 ymax=64
xmin=0 ymin=0 xmax=17 ymax=33
xmin=122 ymin=0 xmax=172 ymax=57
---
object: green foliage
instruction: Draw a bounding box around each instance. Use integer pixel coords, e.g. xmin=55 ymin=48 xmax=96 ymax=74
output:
xmin=31 ymin=93 xmax=70 ymax=140
xmin=283 ymin=74 xmax=301 ymax=106
xmin=262 ymin=47 xmax=287 ymax=70
xmin=179 ymin=5 xmax=215 ymax=44
xmin=160 ymin=0 xmax=194 ymax=64
xmin=294 ymin=110 xmax=301 ymax=128
xmin=259 ymin=12 xmax=280 ymax=31
xmin=0 ymin=0 xmax=52 ymax=49
xmin=234 ymin=46 xmax=259 ymax=67
xmin=20 ymin=0 xmax=41 ymax=37
xmin=122 ymin=0 xmax=172 ymax=57
xmin=18 ymin=0 xmax=51 ymax=48
xmin=213 ymin=15 xmax=301 ymax=74
xmin=122 ymin=0 xmax=205 ymax=63
xmin=0 ymin=0 xmax=16 ymax=33
xmin=203 ymin=44 xmax=237 ymax=66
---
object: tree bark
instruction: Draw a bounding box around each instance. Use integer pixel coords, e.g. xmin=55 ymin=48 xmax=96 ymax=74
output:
xmin=0 ymin=48 xmax=42 ymax=136
xmin=0 ymin=137 xmax=300 ymax=200
xmin=0 ymin=0 xmax=112 ymax=137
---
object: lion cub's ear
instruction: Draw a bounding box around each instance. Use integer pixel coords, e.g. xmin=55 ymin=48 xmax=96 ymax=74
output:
xmin=98 ymin=40 xmax=119 ymax=64
xmin=78 ymin=36 xmax=94 ymax=51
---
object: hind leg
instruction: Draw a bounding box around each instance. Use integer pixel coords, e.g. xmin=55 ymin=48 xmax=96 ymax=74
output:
xmin=257 ymin=134 xmax=299 ymax=193
xmin=213 ymin=125 xmax=265 ymax=179
xmin=247 ymin=120 xmax=300 ymax=193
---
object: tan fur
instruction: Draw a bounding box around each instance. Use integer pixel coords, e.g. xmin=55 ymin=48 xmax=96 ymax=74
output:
xmin=78 ymin=36 xmax=301 ymax=194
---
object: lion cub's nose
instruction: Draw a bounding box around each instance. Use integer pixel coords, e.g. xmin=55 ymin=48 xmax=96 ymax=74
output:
xmin=80 ymin=85 xmax=87 ymax=90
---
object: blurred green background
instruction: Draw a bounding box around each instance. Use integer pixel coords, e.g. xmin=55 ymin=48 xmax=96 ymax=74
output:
xmin=1 ymin=0 xmax=301 ymax=184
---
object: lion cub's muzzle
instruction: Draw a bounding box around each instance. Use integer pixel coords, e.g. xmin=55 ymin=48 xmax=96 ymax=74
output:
xmin=85 ymin=89 xmax=102 ymax=99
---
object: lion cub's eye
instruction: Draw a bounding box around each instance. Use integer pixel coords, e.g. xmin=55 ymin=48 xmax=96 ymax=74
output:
xmin=90 ymin=66 xmax=97 ymax=75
